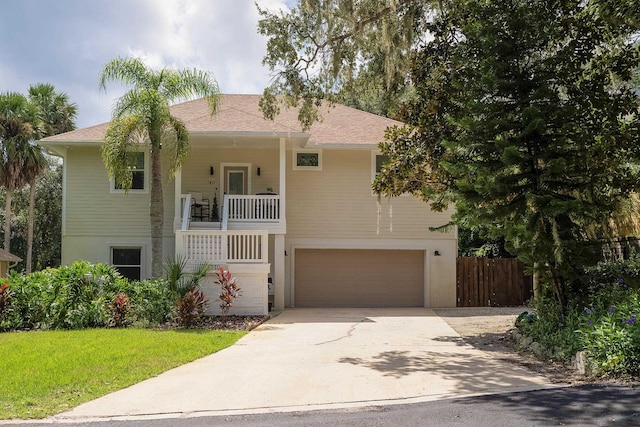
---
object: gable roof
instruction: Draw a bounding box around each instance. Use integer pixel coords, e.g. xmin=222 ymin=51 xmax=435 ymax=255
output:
xmin=0 ymin=249 xmax=21 ymax=263
xmin=39 ymin=94 xmax=403 ymax=147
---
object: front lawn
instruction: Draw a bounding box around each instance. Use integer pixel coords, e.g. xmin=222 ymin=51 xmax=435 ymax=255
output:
xmin=0 ymin=328 xmax=245 ymax=419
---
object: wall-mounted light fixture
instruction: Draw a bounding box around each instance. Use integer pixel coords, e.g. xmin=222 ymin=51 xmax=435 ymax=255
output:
xmin=257 ymin=167 xmax=261 ymax=176
xmin=210 ymin=166 xmax=214 ymax=176
xmin=434 ymin=250 xmax=441 ymax=256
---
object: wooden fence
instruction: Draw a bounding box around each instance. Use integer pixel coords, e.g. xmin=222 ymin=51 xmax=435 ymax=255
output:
xmin=456 ymin=257 xmax=533 ymax=307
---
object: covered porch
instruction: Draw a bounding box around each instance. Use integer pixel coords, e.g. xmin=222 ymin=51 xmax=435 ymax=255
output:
xmin=171 ymin=135 xmax=289 ymax=313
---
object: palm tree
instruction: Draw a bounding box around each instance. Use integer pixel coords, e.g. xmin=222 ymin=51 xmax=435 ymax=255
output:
xmin=0 ymin=92 xmax=42 ymax=253
xmin=99 ymin=57 xmax=222 ymax=278
xmin=28 ymin=83 xmax=77 ymax=136
xmin=27 ymin=84 xmax=77 ymax=273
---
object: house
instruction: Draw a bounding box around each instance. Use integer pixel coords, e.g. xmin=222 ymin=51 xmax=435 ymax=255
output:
xmin=0 ymin=249 xmax=21 ymax=278
xmin=39 ymin=94 xmax=457 ymax=314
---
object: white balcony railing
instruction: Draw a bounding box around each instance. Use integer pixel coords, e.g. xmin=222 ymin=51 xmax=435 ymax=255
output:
xmin=175 ymin=230 xmax=268 ymax=265
xmin=225 ymin=195 xmax=280 ymax=223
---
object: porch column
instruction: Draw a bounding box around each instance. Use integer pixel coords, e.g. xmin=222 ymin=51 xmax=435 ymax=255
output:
xmin=173 ymin=167 xmax=182 ymax=231
xmin=279 ymin=137 xmax=286 ymax=223
xmin=274 ymin=233 xmax=285 ymax=311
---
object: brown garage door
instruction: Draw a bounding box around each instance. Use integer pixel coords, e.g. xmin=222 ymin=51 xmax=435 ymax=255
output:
xmin=295 ymin=249 xmax=424 ymax=307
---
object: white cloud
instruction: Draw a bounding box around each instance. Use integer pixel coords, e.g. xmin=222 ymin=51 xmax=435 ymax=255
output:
xmin=0 ymin=0 xmax=291 ymax=128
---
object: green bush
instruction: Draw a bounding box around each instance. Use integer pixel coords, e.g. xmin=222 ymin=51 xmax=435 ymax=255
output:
xmin=518 ymin=269 xmax=640 ymax=377
xmin=516 ymin=294 xmax=583 ymax=360
xmin=583 ymin=252 xmax=640 ymax=290
xmin=118 ymin=279 xmax=175 ymax=325
xmin=3 ymin=261 xmax=175 ymax=331
xmin=577 ymin=279 xmax=640 ymax=376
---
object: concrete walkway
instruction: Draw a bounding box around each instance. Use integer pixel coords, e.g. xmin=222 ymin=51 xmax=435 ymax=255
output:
xmin=55 ymin=308 xmax=558 ymax=421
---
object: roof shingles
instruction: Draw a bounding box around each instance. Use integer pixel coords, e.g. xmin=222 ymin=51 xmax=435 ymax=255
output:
xmin=40 ymin=94 xmax=403 ymax=146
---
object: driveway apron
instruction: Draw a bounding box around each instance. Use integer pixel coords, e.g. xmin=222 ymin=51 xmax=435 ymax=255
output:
xmin=56 ymin=308 xmax=557 ymax=420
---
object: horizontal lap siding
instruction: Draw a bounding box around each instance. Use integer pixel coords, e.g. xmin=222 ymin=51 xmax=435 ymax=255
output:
xmin=65 ymin=148 xmax=175 ymax=236
xmin=286 ymin=150 xmax=454 ymax=240
xmin=181 ymin=144 xmax=280 ymax=201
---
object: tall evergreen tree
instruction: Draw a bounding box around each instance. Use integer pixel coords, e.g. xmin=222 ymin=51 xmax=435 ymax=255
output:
xmin=375 ymin=0 xmax=640 ymax=308
xmin=260 ymin=0 xmax=640 ymax=309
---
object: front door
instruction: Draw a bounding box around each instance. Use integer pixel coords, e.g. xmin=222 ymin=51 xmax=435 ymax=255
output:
xmin=224 ymin=166 xmax=249 ymax=195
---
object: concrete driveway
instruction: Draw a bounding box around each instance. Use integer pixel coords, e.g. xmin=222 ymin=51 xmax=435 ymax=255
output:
xmin=56 ymin=308 xmax=557 ymax=421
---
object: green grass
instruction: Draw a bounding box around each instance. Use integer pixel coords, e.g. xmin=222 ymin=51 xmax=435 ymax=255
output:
xmin=0 ymin=328 xmax=246 ymax=419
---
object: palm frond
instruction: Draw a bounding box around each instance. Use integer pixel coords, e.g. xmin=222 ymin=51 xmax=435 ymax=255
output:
xmin=163 ymin=255 xmax=189 ymax=295
xmin=161 ymin=68 xmax=222 ymax=115
xmin=189 ymin=261 xmax=212 ymax=287
xmin=99 ymin=57 xmax=151 ymax=92
xmin=163 ymin=117 xmax=190 ymax=177
xmin=102 ymin=115 xmax=147 ymax=191
xmin=28 ymin=83 xmax=77 ymax=136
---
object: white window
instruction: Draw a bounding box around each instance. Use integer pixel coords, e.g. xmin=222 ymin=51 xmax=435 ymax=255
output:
xmin=371 ymin=152 xmax=408 ymax=196
xmin=111 ymin=151 xmax=148 ymax=192
xmin=375 ymin=154 xmax=390 ymax=174
xmin=111 ymin=247 xmax=142 ymax=281
xmin=371 ymin=152 xmax=390 ymax=182
xmin=293 ymin=149 xmax=322 ymax=171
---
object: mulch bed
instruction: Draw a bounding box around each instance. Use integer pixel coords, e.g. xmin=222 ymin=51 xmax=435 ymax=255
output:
xmin=199 ymin=315 xmax=270 ymax=331
xmin=160 ymin=315 xmax=270 ymax=331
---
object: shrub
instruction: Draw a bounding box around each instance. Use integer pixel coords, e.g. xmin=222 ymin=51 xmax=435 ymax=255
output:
xmin=216 ymin=267 xmax=240 ymax=317
xmin=164 ymin=258 xmax=211 ymax=327
xmin=516 ymin=294 xmax=583 ymax=360
xmin=577 ymin=279 xmax=640 ymax=376
xmin=0 ymin=281 xmax=12 ymax=330
xmin=118 ymin=279 xmax=174 ymax=325
xmin=164 ymin=257 xmax=210 ymax=297
xmin=176 ymin=285 xmax=209 ymax=327
xmin=583 ymin=253 xmax=640 ymax=290
xmin=3 ymin=261 xmax=175 ymax=331
xmin=519 ymin=274 xmax=640 ymax=377
xmin=109 ymin=292 xmax=133 ymax=327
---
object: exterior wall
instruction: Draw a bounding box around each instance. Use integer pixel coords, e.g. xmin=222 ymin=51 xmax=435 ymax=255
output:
xmin=200 ymin=263 xmax=270 ymax=316
xmin=62 ymin=236 xmax=175 ymax=279
xmin=62 ymin=147 xmax=176 ymax=279
xmin=284 ymin=148 xmax=457 ymax=308
xmin=64 ymin=147 xmax=175 ymax=237
xmin=180 ymin=142 xmax=280 ymax=207
xmin=286 ymin=149 xmax=455 ymax=240
xmin=427 ymin=239 xmax=457 ymax=307
xmin=60 ymin=140 xmax=456 ymax=310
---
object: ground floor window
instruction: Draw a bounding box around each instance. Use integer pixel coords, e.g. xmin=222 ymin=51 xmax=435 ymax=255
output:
xmin=111 ymin=247 xmax=142 ymax=281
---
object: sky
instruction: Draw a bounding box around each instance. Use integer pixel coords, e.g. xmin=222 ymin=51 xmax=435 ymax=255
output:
xmin=0 ymin=0 xmax=293 ymax=129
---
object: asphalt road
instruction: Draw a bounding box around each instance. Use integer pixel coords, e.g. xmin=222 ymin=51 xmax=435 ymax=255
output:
xmin=3 ymin=384 xmax=639 ymax=427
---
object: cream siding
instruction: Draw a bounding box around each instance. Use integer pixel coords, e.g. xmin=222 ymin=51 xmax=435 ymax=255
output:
xmin=60 ymin=141 xmax=456 ymax=304
xmin=64 ymin=147 xmax=175 ymax=237
xmin=286 ymin=149 xmax=455 ymax=240
xmin=181 ymin=143 xmax=280 ymax=203
xmin=62 ymin=147 xmax=176 ymax=279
